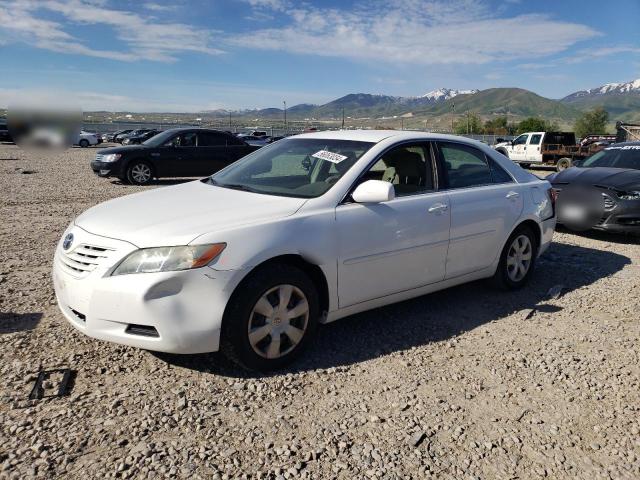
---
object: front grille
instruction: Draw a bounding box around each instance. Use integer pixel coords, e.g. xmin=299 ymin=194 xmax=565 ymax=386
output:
xmin=59 ymin=244 xmax=113 ymax=278
xmin=125 ymin=324 xmax=159 ymax=338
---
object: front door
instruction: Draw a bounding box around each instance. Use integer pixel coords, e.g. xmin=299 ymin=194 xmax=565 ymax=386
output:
xmin=510 ymin=134 xmax=529 ymax=162
xmin=336 ymin=142 xmax=450 ymax=307
xmin=158 ymin=131 xmax=200 ymax=176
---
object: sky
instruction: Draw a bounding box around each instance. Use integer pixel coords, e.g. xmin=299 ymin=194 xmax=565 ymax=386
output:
xmin=0 ymin=0 xmax=639 ymax=112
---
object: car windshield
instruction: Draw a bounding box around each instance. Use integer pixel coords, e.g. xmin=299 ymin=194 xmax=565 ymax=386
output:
xmin=208 ymin=138 xmax=374 ymax=198
xmin=143 ymin=130 xmax=178 ymax=146
xmin=581 ymin=145 xmax=640 ymax=169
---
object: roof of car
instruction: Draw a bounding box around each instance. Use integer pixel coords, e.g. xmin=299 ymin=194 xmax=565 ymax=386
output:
xmin=293 ymin=129 xmax=483 ymax=145
xmin=609 ymin=141 xmax=640 ymax=147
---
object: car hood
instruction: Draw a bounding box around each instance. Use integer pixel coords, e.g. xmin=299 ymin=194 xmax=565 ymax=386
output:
xmin=97 ymin=145 xmax=148 ymax=155
xmin=74 ymin=180 xmax=307 ymax=247
xmin=548 ymin=167 xmax=640 ymax=191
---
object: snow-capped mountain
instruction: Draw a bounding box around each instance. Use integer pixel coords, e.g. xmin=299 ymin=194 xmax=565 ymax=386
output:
xmin=563 ymin=78 xmax=640 ymax=100
xmin=420 ymin=88 xmax=479 ymax=102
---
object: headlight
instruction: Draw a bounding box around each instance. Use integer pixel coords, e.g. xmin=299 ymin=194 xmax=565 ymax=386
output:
xmin=619 ymin=190 xmax=640 ymax=200
xmin=101 ymin=153 xmax=122 ymax=162
xmin=112 ymin=243 xmax=226 ymax=276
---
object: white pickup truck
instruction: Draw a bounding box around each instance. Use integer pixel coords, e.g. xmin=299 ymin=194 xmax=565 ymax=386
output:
xmin=494 ymin=131 xmax=594 ymax=171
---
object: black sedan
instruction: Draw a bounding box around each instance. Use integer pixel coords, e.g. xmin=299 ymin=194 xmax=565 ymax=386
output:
xmin=91 ymin=128 xmax=260 ymax=185
xmin=548 ymin=142 xmax=640 ymax=233
xmin=102 ymin=129 xmax=132 ymax=143
xmin=122 ymin=129 xmax=161 ymax=145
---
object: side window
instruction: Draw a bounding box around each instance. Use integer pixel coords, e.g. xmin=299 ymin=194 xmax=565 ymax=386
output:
xmin=361 ymin=144 xmax=433 ymax=196
xmin=164 ymin=132 xmax=197 ymax=147
xmin=438 ymin=142 xmax=493 ymax=189
xmin=487 ymin=157 xmax=514 ymax=183
xmin=227 ymin=135 xmax=245 ymax=146
xmin=198 ymin=132 xmax=226 ymax=146
xmin=529 ymin=134 xmax=542 ymax=145
xmin=513 ymin=134 xmax=528 ymax=146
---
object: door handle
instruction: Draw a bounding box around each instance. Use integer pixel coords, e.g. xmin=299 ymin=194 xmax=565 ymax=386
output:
xmin=506 ymin=191 xmax=520 ymax=200
xmin=428 ymin=203 xmax=448 ymax=214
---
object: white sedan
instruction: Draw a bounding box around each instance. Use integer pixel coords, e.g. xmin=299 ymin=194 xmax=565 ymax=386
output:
xmin=75 ymin=130 xmax=99 ymax=148
xmin=53 ymin=130 xmax=556 ymax=370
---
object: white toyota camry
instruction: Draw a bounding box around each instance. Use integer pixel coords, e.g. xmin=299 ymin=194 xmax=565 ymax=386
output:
xmin=53 ymin=130 xmax=556 ymax=370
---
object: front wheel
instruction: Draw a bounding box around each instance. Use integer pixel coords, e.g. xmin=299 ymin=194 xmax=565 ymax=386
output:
xmin=126 ymin=161 xmax=154 ymax=185
xmin=492 ymin=226 xmax=538 ymax=290
xmin=221 ymin=264 xmax=319 ymax=371
xmin=79 ymin=139 xmax=89 ymax=148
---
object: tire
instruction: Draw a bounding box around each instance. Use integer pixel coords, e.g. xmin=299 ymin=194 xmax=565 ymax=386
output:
xmin=492 ymin=225 xmax=538 ymax=290
xmin=126 ymin=161 xmax=154 ymax=185
xmin=221 ymin=264 xmax=319 ymax=371
xmin=79 ymin=139 xmax=89 ymax=148
xmin=556 ymin=157 xmax=572 ymax=172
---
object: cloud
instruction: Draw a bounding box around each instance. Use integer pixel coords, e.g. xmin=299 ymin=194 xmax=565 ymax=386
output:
xmin=0 ymin=0 xmax=223 ymax=62
xmin=233 ymin=0 xmax=599 ymax=65
xmin=142 ymin=2 xmax=176 ymax=11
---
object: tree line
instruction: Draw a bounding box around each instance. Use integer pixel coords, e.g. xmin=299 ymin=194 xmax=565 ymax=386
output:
xmin=453 ymin=107 xmax=610 ymax=138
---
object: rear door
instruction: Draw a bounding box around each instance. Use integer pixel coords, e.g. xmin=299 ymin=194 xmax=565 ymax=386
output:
xmin=435 ymin=141 xmax=523 ymax=279
xmin=196 ymin=132 xmax=236 ymax=175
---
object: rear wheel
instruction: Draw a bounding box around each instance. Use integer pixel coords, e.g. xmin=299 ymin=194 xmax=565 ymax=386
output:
xmin=221 ymin=264 xmax=319 ymax=371
xmin=126 ymin=161 xmax=154 ymax=185
xmin=492 ymin=226 xmax=538 ymax=290
xmin=556 ymin=157 xmax=572 ymax=171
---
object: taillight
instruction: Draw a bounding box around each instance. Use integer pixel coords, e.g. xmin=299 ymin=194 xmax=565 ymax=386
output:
xmin=548 ymin=187 xmax=558 ymax=215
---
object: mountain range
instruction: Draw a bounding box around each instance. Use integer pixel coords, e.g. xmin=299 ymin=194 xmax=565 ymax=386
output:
xmin=220 ymin=78 xmax=640 ymax=124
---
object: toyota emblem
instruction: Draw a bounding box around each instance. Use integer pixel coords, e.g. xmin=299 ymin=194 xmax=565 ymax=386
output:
xmin=63 ymin=233 xmax=74 ymax=250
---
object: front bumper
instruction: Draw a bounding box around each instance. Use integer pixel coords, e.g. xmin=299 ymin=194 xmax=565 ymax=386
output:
xmin=52 ymin=225 xmax=247 ymax=354
xmin=91 ymin=160 xmax=121 ymax=177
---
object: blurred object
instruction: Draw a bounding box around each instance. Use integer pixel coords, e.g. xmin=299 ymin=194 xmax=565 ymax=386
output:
xmin=8 ymin=98 xmax=82 ymax=150
xmin=0 ymin=121 xmax=14 ymax=143
xmin=75 ymin=131 xmax=99 ymax=148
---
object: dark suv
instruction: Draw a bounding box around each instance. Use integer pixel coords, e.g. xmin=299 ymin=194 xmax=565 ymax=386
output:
xmin=91 ymin=128 xmax=260 ymax=185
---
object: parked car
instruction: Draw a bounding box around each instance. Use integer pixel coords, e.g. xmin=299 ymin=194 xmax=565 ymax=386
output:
xmin=102 ymin=129 xmax=132 ymax=143
xmin=75 ymin=131 xmax=100 ymax=148
xmin=116 ymin=129 xmax=153 ymax=144
xmin=56 ymin=130 xmax=556 ymax=370
xmin=238 ymin=134 xmax=271 ymax=147
xmin=548 ymin=142 xmax=640 ymax=233
xmin=122 ymin=129 xmax=161 ymax=145
xmin=91 ymin=128 xmax=259 ymax=185
xmin=0 ymin=123 xmax=13 ymax=143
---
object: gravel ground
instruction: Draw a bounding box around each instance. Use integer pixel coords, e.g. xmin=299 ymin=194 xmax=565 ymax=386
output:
xmin=1 ymin=143 xmax=639 ymax=479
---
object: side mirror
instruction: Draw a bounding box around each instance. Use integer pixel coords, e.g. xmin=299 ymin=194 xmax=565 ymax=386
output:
xmin=352 ymin=180 xmax=395 ymax=203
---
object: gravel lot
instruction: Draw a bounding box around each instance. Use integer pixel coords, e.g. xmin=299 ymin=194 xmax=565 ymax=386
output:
xmin=1 ymin=143 xmax=639 ymax=479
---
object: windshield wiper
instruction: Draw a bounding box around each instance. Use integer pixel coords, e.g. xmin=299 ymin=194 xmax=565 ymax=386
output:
xmin=216 ymin=182 xmax=259 ymax=193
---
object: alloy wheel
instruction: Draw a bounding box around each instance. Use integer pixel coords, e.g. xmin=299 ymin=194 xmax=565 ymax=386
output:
xmin=131 ymin=164 xmax=151 ymax=183
xmin=506 ymin=234 xmax=532 ymax=282
xmin=247 ymin=284 xmax=309 ymax=359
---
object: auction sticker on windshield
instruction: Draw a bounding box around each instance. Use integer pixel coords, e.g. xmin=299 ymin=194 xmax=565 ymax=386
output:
xmin=312 ymin=150 xmax=348 ymax=163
